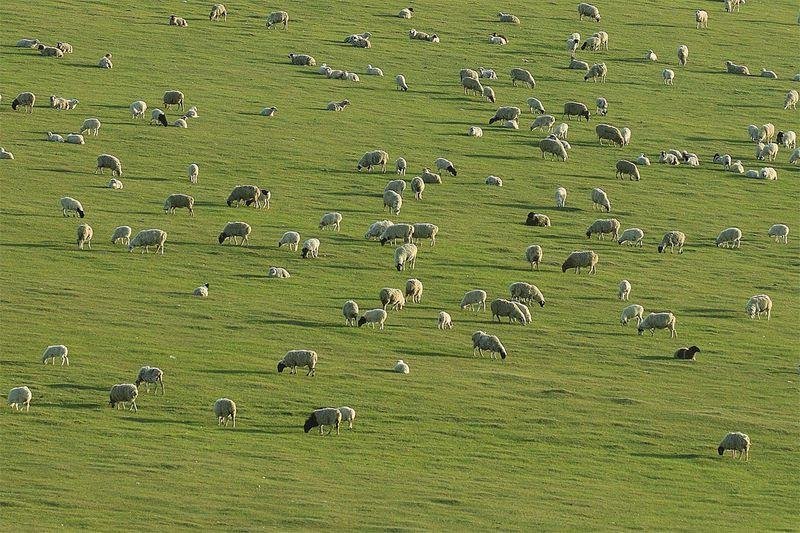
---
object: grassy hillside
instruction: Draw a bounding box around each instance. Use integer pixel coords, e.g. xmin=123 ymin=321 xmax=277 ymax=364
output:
xmin=1 ymin=0 xmax=798 ymax=529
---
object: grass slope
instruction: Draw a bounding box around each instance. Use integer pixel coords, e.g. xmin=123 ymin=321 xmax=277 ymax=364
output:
xmin=1 ymin=0 xmax=798 ymax=529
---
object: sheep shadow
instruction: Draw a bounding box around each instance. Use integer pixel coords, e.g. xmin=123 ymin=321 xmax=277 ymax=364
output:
xmin=200 ymin=369 xmax=264 ymax=376
xmin=46 ymin=383 xmax=108 ymax=392
xmin=630 ymin=452 xmax=705 ymax=460
xmin=370 ymin=368 xmax=401 ymax=373
xmin=39 ymin=402 xmax=101 ymax=409
xmin=683 ymin=307 xmax=738 ymax=318
xmin=67 ymin=63 xmax=103 ymax=69
xmin=0 ymin=360 xmax=28 ymax=367
xmin=31 ymin=167 xmax=84 ymax=175
xmin=635 ymin=355 xmax=675 ymax=361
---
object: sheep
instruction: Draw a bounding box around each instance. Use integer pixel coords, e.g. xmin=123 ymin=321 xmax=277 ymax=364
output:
xmin=784 ymin=90 xmax=799 ymax=110
xmin=78 ymin=118 xmax=102 ymax=137
xmin=730 ymin=160 xmax=745 ymax=174
xmin=615 ymin=160 xmax=641 ymax=181
xmin=172 ymin=118 xmax=188 ymax=128
xmin=161 ymin=90 xmax=185 ymax=112
xmin=394 ymin=360 xmax=410 ymax=374
xmin=435 ymin=157 xmax=457 ymax=176
xmin=366 ymin=64 xmax=384 ymax=76
xmin=365 ymin=220 xmax=394 ymax=241
xmin=345 ymin=33 xmax=371 ymax=48
xmin=636 ymin=154 xmax=651 ymax=166
xmin=593 ymin=98 xmax=609 ymax=118
xmin=486 ymin=175 xmax=503 ymax=187
xmin=695 ymin=9 xmax=709 ymax=29
xmin=715 ymin=227 xmax=742 ymax=248
xmin=724 ymin=60 xmax=750 ymax=75
xmin=522 ymin=244 xmax=543 ymax=270
xmin=169 ymin=14 xmax=188 ymax=26
xmin=617 ymin=228 xmax=644 ymax=247
xmin=162 ymin=193 xmax=194 ymax=216
xmin=618 ymin=280 xmax=631 ymax=300
xmin=76 ymin=223 xmax=93 ymax=250
xmin=472 ymin=331 xmax=508 ymax=360
xmin=578 ymin=3 xmax=601 ymax=21
xmin=637 ymin=312 xmax=677 ymax=337
xmin=526 ymin=213 xmax=551 ymax=227
xmin=791 ymin=148 xmax=800 ymax=165
xmin=326 ymin=99 xmax=350 ymax=111
xmin=561 ymin=250 xmax=599 ymax=274
xmin=288 ymin=53 xmax=315 ymax=66
xmin=128 ymin=229 xmax=167 ymax=254
xmin=42 ymin=345 xmax=69 ymax=366
xmin=555 ymin=187 xmax=567 ymax=208
xmin=468 ymin=126 xmax=483 ymax=138
xmin=277 ymin=350 xmax=317 ymax=376
xmin=538 ymin=138 xmax=567 ymax=161
xmin=319 ymin=212 xmax=342 ymax=231
xmin=760 ymin=68 xmax=777 ymax=79
xmin=596 ymin=124 xmax=625 ymax=146
xmin=509 ymin=282 xmax=545 ymax=307
xmin=129 ymin=100 xmax=148 ymax=120
xmin=193 ymin=283 xmax=209 ymax=297
xmin=358 ymin=308 xmax=388 ymax=329
xmin=759 ymin=167 xmax=778 ymax=180
xmin=411 ymin=223 xmax=438 ymax=246
xmin=398 ymin=7 xmax=414 ymax=18
xmin=111 ymin=226 xmax=132 ymax=246
xmin=209 ymin=4 xmax=227 ymax=21
xmin=589 ymin=190 xmax=612 ymax=214
xmin=584 ymin=62 xmax=607 ymax=83
xmin=394 ymin=243 xmax=417 ymax=271
xmin=489 ymin=33 xmax=508 ymax=45
xmin=301 ymin=238 xmax=320 ymax=258
xmin=498 ymin=12 xmax=520 ymax=23
xmin=380 ymin=223 xmax=414 ymax=245
xmin=510 ymin=68 xmax=536 ymax=88
xmin=677 ymin=45 xmax=689 ymax=66
xmin=250 ymin=188 xmax=271 ymax=209
xmin=745 ymin=294 xmax=772 ymax=320
xmin=267 ymin=267 xmax=290 ymax=278
xmin=718 ymin=432 xmax=750 ymax=460
xmin=98 ymin=53 xmax=113 ymax=69
xmin=260 ymin=106 xmax=278 ymax=117
xmin=586 ymin=218 xmax=620 ymax=240
xmin=620 ymin=304 xmax=644 ymax=326
xmin=682 ymin=152 xmax=699 ymax=166
xmin=763 ymin=122 xmax=776 ymax=142
xmin=109 ymin=384 xmax=139 ymax=412
xmin=226 ymin=185 xmax=261 ymax=207
xmin=768 ymin=224 xmax=789 ymax=244
xmin=342 ymin=300 xmax=360 ymax=326
xmin=569 ymin=58 xmax=590 ymax=71
xmin=267 ymin=11 xmax=289 ymax=29
xmin=461 ymin=290 xmax=487 ymax=311
xmin=150 ymin=109 xmax=168 ymax=127
xmin=567 ymin=32 xmax=581 ymax=53
xmin=657 ymin=231 xmax=686 ymax=254
xmin=214 ymin=398 xmax=236 ymax=427
xmin=756 ymin=142 xmax=779 ymax=162
xmin=479 ymin=67 xmax=498 ymax=79
xmin=502 ymin=119 xmax=520 ymax=129
xmin=16 ymin=38 xmax=40 ymax=48
xmin=38 ymin=45 xmax=64 ymax=58
xmin=67 ymin=99 xmax=80 ymax=110
xmin=581 ymin=35 xmax=601 ymax=51
xmin=396 ymin=74 xmax=409 ymax=91
xmin=460 ymin=68 xmax=479 ymax=81
xmin=11 ymin=92 xmax=35 ymax=113
xmin=358 ymin=150 xmax=389 ymax=172
xmin=135 ymin=366 xmax=164 ymax=394
xmin=646 ymin=49 xmax=658 ymax=62
xmin=217 ymin=222 xmax=251 ymax=246
xmin=563 ymin=102 xmax=590 ymax=122
xmin=662 ymin=69 xmax=675 ymax=85
xmin=344 ymin=72 xmax=361 ymax=82
xmin=383 ymin=190 xmax=403 ymax=215
xmin=60 ymin=197 xmax=85 ymax=218
xmin=490 ymin=299 xmax=527 ymax=324
xmin=461 ymin=76 xmax=484 ymax=97
xmin=744 ymin=169 xmax=760 ymax=178
xmin=489 ymin=106 xmax=521 ymax=124
xmin=274 ymin=231 xmax=301 ymax=252
xmin=777 ymin=131 xmax=796 ymax=149
xmin=47 ymin=132 xmax=65 ymax=143
xmin=659 ymin=151 xmax=680 ymax=165
xmin=50 ymin=95 xmax=69 ymax=110
xmin=527 ymin=98 xmax=545 ymax=115
xmin=674 ymin=346 xmax=700 ymax=360
xmin=405 ymin=278 xmax=423 ymax=303
xmin=8 ymin=386 xmax=32 ymax=412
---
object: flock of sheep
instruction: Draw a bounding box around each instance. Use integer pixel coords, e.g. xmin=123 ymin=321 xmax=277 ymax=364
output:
xmin=4 ymin=2 xmax=796 ymax=459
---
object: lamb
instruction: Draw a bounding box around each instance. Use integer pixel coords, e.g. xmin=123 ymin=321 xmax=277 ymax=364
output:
xmin=486 ymin=175 xmax=503 ymax=186
xmin=301 ymin=238 xmax=320 ymax=258
xmin=479 ymin=68 xmax=498 ymax=79
xmin=472 ymin=331 xmax=508 ymax=360
xmin=637 ymin=312 xmax=677 ymax=337
xmin=10 ymin=91 xmax=35 ymax=113
xmin=111 ymin=226 xmax=132 ymax=246
xmin=662 ymin=69 xmax=675 ymax=85
xmin=724 ymin=60 xmax=750 ymax=75
xmin=395 ymin=158 xmax=407 ymax=175
xmin=468 ymin=126 xmax=483 ymax=138
xmin=8 ymin=386 xmax=32 ymax=412
xmin=636 ymin=154 xmax=651 ymax=166
xmin=213 ymin=398 xmax=236 ymax=427
xmin=326 ymin=99 xmax=350 ymax=111
xmin=109 ymin=384 xmax=139 ymax=412
xmin=578 ymin=3 xmax=601 ymax=21
xmin=596 ymin=124 xmax=625 ymax=146
xmin=172 ymin=118 xmax=188 ymax=128
xmin=60 ymin=197 xmax=85 ymax=218
xmin=436 ymin=311 xmax=454 ymax=330
xmin=527 ymin=98 xmax=545 ymax=114
xmin=620 ymin=304 xmax=644 ymax=326
xmin=226 ymin=185 xmax=261 ymax=207
xmin=358 ymin=150 xmax=389 ymax=172
xmin=715 ymin=227 xmax=742 ymax=248
xmin=618 ymin=280 xmax=631 ymax=300
xmin=489 ymin=106 xmax=521 ymax=124
xmin=358 ymin=308 xmax=388 ymax=329
xmin=526 ymin=213 xmax=551 ymax=227
xmin=509 ymin=282 xmax=545 ymax=307
xmin=561 ymin=250 xmax=599 ymax=274
xmin=510 ymin=68 xmax=536 ymax=88
xmin=46 ymin=132 xmax=64 ymax=142
xmin=563 ymin=102 xmax=590 ymax=121
xmin=646 ymin=49 xmax=658 ymax=62
xmin=184 ymin=163 xmax=200 ymax=185
xmin=677 ymin=45 xmax=689 ymax=66
xmin=41 ymin=345 xmax=69 ymax=365
xmin=65 ymin=134 xmax=84 ymax=145
xmin=193 ymin=283 xmax=209 ymax=297
xmin=767 ymin=224 xmax=789 ymax=244
xmin=744 ymin=169 xmax=760 ymax=178
xmin=380 ymin=287 xmax=406 ymax=311
xmin=524 ymin=244 xmax=543 ymax=270
xmin=128 ymin=229 xmax=167 ymax=254
xmin=584 ymin=62 xmax=607 ymax=82
xmin=396 ymin=74 xmax=409 ymax=91
xmin=724 ymin=0 xmax=742 ymax=13
xmin=555 ymin=187 xmax=567 ymax=208
xmin=617 ymin=228 xmax=644 ymax=246
xmin=784 ymin=89 xmax=799 ymax=110
xmin=169 ymin=14 xmax=188 ymax=26
xmin=615 ymin=160 xmax=641 ymax=181
xmin=674 ymin=346 xmax=700 ymax=360
xmin=776 ymin=131 xmax=796 ymax=149
xmin=394 ymin=243 xmax=417 ymax=271
xmin=288 ymin=53 xmax=315 ymax=66
xmin=695 ymin=9 xmax=709 ymax=29
xmin=379 ymin=223 xmax=414 ymax=245
xmin=76 ymin=223 xmax=93 ymax=250
xmin=657 ymin=231 xmax=686 ymax=253
xmin=319 ymin=212 xmax=342 ymax=231
xmin=343 ymin=300 xmax=360 ymax=326
xmin=498 ymin=12 xmax=520 ymax=23
xmin=758 ymin=167 xmax=777 ymax=180
xmin=435 ymin=157 xmax=457 ymax=176
xmin=745 ymin=294 xmax=772 ymax=320
xmin=730 ymin=160 xmax=745 ymax=174
xmin=590 ymin=188 xmax=612 ymax=212
xmin=411 ymin=223 xmax=438 ymax=246
xmin=267 ymin=266 xmax=290 ymax=278
xmin=461 ymin=289 xmax=487 ymax=311
xmin=764 ymin=123 xmax=777 ymax=142
xmin=130 ymin=100 xmax=147 ymax=119
xmin=567 ymin=32 xmax=581 ymax=53
xmin=502 ymin=119 xmax=519 ymax=129
xmin=365 ymin=220 xmax=394 ymax=240
xmin=398 ymin=7 xmax=414 ymax=18
xmin=383 ymin=190 xmax=403 ymax=215
xmin=539 ymin=138 xmax=568 ymax=161
xmin=405 ymin=278 xmax=423 ymax=303
xmin=98 ymin=53 xmax=113 ymax=69
xmin=218 ymin=222 xmax=251 ymax=245
xmin=277 ymin=350 xmax=317 ymax=376
xmin=209 ymin=4 xmax=227 ymax=21
xmin=135 ymin=366 xmax=164 ymax=394
xmin=344 ymin=72 xmax=361 ymax=82
xmin=581 ymin=35 xmax=601 ymax=51
xmin=569 ymin=58 xmax=590 ymax=71
xmin=267 ymin=11 xmax=289 ymax=29
xmin=410 ymin=177 xmax=425 ymax=200
xmin=718 ymin=432 xmax=750 ymax=460
xmin=260 ymin=106 xmax=278 ymax=117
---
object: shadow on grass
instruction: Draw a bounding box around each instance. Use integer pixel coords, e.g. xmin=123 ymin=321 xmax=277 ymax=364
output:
xmin=39 ymin=402 xmax=100 ymax=409
xmin=635 ymin=355 xmax=675 ymax=361
xmin=630 ymin=452 xmax=705 ymax=460
xmin=0 ymin=360 xmax=28 ymax=366
xmin=46 ymin=383 xmax=107 ymax=392
xmin=683 ymin=307 xmax=738 ymax=318
xmin=200 ymin=369 xmax=264 ymax=375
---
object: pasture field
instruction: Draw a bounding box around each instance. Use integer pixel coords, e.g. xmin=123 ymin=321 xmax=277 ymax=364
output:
xmin=1 ymin=0 xmax=799 ymax=529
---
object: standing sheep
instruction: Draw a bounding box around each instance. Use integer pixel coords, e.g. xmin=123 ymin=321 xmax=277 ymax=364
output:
xmin=80 ymin=118 xmax=101 ymax=137
xmin=677 ymin=45 xmax=689 ymax=66
xmin=358 ymin=150 xmax=389 ymax=172
xmin=490 ymin=299 xmax=527 ymax=324
xmin=109 ymin=384 xmax=139 ymax=412
xmin=637 ymin=312 xmax=677 ymax=337
xmin=163 ymin=194 xmax=195 ymax=216
xmin=618 ymin=280 xmax=631 ymax=300
xmin=411 ymin=177 xmax=425 ymax=200
xmin=620 ymin=304 xmax=644 ymax=326
xmin=11 ymin=92 xmax=36 ymax=113
xmin=405 ymin=278 xmax=423 ymax=303
xmin=111 ymin=226 xmax=132 ymax=246
xmin=438 ymin=311 xmax=453 ymax=330
xmin=394 ymin=244 xmax=417 ymax=271
xmin=304 ymin=408 xmax=342 ymax=436
xmin=301 ymin=238 xmax=320 ymax=258
xmin=343 ymin=300 xmax=360 ymax=326
xmin=358 ymin=309 xmax=388 ymax=329
xmin=539 ymin=138 xmax=568 ymax=161
xmin=563 ymin=102 xmax=590 ymax=121
xmin=60 ymin=197 xmax=85 ymax=218
xmin=472 ymin=331 xmax=508 ymax=360
xmin=226 ymin=185 xmax=262 ymax=207
xmin=615 ymin=160 xmax=641 ymax=180
xmin=76 ymin=223 xmax=93 ymax=250
xmin=586 ymin=218 xmax=620 ymax=240
xmin=617 ymin=228 xmax=644 ymax=246
xmin=130 ymin=100 xmax=148 ymax=119
xmin=209 ymin=4 xmax=227 ymax=21
xmin=188 ymin=163 xmax=199 ymax=184
xmin=658 ymin=231 xmax=686 ymax=253
xmin=128 ymin=229 xmax=167 ymax=254
xmin=218 ymin=222 xmax=251 ymax=245
xmin=266 ymin=11 xmax=289 ymax=29
xmin=135 ymin=366 xmax=165 ymax=394
xmin=214 ymin=398 xmax=236 ymax=427
xmin=715 ymin=227 xmax=743 ymax=248
xmin=42 ymin=345 xmax=69 ymax=365
xmin=718 ymin=432 xmax=750 ymax=460
xmin=319 ymin=212 xmax=343 ymax=231
xmin=379 ymin=223 xmax=414 ymax=245
xmin=696 ymin=10 xmax=709 ymax=29
xmin=278 ymin=231 xmax=301 ymax=250
xmin=767 ymin=224 xmax=789 ymax=244
xmin=745 ymin=294 xmax=772 ymax=320
xmin=163 ymin=90 xmax=185 ymax=111
xmin=8 ymin=386 xmax=32 ymax=412
xmin=561 ymin=250 xmax=599 ymax=274
xmin=396 ymin=74 xmax=409 ymax=91
xmin=435 ymin=157 xmax=457 ymax=176
xmin=509 ymin=282 xmax=545 ymax=307
xmin=396 ymin=158 xmax=407 ymax=175
xmin=596 ymin=124 xmax=625 ymax=146
xmin=555 ymin=187 xmax=567 ymax=208
xmin=584 ymin=62 xmax=607 ymax=83
xmin=489 ymin=106 xmax=521 ymax=124
xmin=95 ymin=154 xmax=122 ymax=176
xmin=662 ymin=69 xmax=675 ymax=85
xmin=277 ymin=350 xmax=317 ymax=376
xmin=784 ymin=90 xmax=799 ymax=110
xmin=460 ymin=289 xmax=487 ymax=311
xmin=383 ymin=190 xmax=403 ymax=215
xmin=510 ymin=68 xmax=536 ymax=88
xmin=590 ymin=188 xmax=612 ymax=212
xmin=411 ymin=223 xmax=438 ymax=246
xmin=578 ymin=3 xmax=601 ymax=21
xmin=524 ymin=244 xmax=543 ymax=270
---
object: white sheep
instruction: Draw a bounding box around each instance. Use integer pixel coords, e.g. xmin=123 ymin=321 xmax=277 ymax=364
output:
xmin=47 ymin=132 xmax=64 ymax=142
xmin=8 ymin=386 xmax=32 ymax=411
xmin=358 ymin=308 xmax=388 ymax=329
xmin=278 ymin=231 xmax=301 ymax=250
xmin=319 ymin=212 xmax=342 ymax=231
xmin=745 ymin=294 xmax=772 ymax=320
xmin=756 ymin=142 xmax=779 ymax=162
xmin=209 ymin=4 xmax=227 ymax=21
xmin=620 ymin=304 xmax=644 ymax=326
xmin=696 ymin=9 xmax=709 ymax=29
xmin=510 ymin=68 xmax=535 ymax=88
xmin=561 ymin=250 xmax=599 ymax=274
xmin=468 ymin=126 xmax=483 ymax=137
xmin=394 ymin=158 xmax=408 ymax=175
xmin=617 ymin=228 xmax=644 ymax=247
xmin=98 ymin=54 xmax=113 ymax=69
xmin=724 ymin=60 xmax=750 ymax=75
xmin=569 ymin=58 xmax=589 ymax=71
xmin=76 ymin=223 xmax=93 ymax=250
xmin=214 ymin=398 xmax=236 ymax=427
xmin=338 ymin=407 xmax=356 ymax=430
xmin=509 ymin=282 xmax=545 ymax=307
xmin=616 ymin=160 xmax=641 ymax=181
xmin=472 ymin=331 xmax=508 ymax=360
xmin=405 ymin=278 xmax=423 ymax=303
xmin=394 ymin=243 xmax=417 ymax=271
xmin=365 ymin=220 xmax=394 ymax=241
xmin=379 ymin=223 xmax=414 ymax=245
xmin=410 ymin=177 xmax=424 ymax=200
xmin=637 ymin=312 xmax=677 ymax=337
xmin=42 ymin=344 xmax=69 ymax=366
xmin=526 ymin=98 xmax=545 ymax=115
xmin=460 ymin=289 xmax=487 ymax=311
xmin=187 ymin=163 xmax=199 ymax=184
xmin=266 ymin=10 xmax=289 ymax=29
xmin=767 ymin=224 xmax=789 ymax=244
xmin=485 ymin=175 xmax=503 ymax=187
xmin=169 ymin=14 xmax=188 ymax=26
xmin=785 ymin=89 xmax=799 ymax=110
xmin=11 ymin=92 xmax=35 ymax=113
xmin=383 ymin=190 xmax=403 ymax=215
xmin=578 ymin=3 xmax=601 ymax=21
xmin=394 ymin=360 xmax=410 ymax=374
xmin=135 ymin=366 xmax=165 ymax=394
xmin=107 ymin=178 xmax=123 ymax=190
xmin=111 ymin=226 xmax=132 ymax=246
xmin=398 ymin=7 xmax=414 ymax=18
xmin=524 ymin=244 xmax=543 ymax=270
xmin=193 ymin=283 xmax=209 ymax=297
xmin=277 ymin=350 xmax=317 ymax=376
xmin=618 ymin=280 xmax=631 ymax=301
xmin=60 ymin=197 xmax=85 ymax=218
xmin=590 ymin=188 xmax=612 ymax=212
xmin=267 ymin=266 xmax=290 ymax=278
xmin=358 ymin=150 xmax=389 ymax=172
xmin=530 ymin=114 xmax=556 ymax=132
xmin=662 ymin=69 xmax=675 ymax=85
xmin=95 ymin=154 xmax=122 ymax=176
xmin=759 ymin=167 xmax=777 ymax=180
xmin=715 ymin=227 xmax=743 ymax=248
xmin=677 ymin=45 xmax=689 ymax=66
xmin=790 ymin=148 xmax=800 ymax=165
xmin=584 ymin=62 xmax=607 ymax=82
xmin=490 ymin=299 xmax=527 ymax=324
xmin=128 ymin=229 xmax=167 ymax=254
xmin=163 ymin=194 xmax=195 ymax=216
xmin=80 ymin=118 xmax=101 ymax=137
xmin=636 ymin=154 xmax=651 ymax=166
xmin=658 ymin=231 xmax=685 ymax=253
xmin=163 ymin=90 xmax=185 ymax=111
xmin=555 ymin=187 xmax=567 ymax=208
xmin=301 ymin=238 xmax=320 ymax=258
xmin=109 ymin=384 xmax=139 ymax=412
xmin=343 ymin=300 xmax=360 ymax=326
xmin=438 ymin=311 xmax=453 ymax=330
xmin=396 ymin=74 xmax=409 ymax=91
xmin=303 ymin=408 xmax=342 ymax=435
xmin=760 ymin=68 xmax=777 ymax=79
xmin=718 ymin=432 xmax=750 ymax=460
xmin=366 ymin=64 xmax=384 ymax=76
xmin=777 ymin=131 xmax=796 ymax=149
xmin=172 ymin=118 xmax=188 ymax=128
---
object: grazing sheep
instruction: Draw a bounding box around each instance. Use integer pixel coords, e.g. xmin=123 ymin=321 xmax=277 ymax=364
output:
xmin=526 ymin=213 xmax=551 ymax=227
xmin=366 ymin=64 xmax=384 ymax=76
xmin=538 ymin=137 xmax=567 ymax=161
xmin=193 ymin=283 xmax=209 ymax=297
xmin=578 ymin=3 xmax=601 ymax=21
xmin=569 ymin=58 xmax=590 ymax=71
xmin=595 ymin=98 xmax=609 ymax=117
xmin=724 ymin=60 xmax=750 ymax=75
xmin=617 ymin=228 xmax=644 ymax=246
xmin=319 ymin=212 xmax=343 ymax=231
xmin=756 ymin=142 xmax=779 ymax=161
xmin=531 ymin=115 xmax=557 ymax=132
xmin=645 ymin=49 xmax=658 ymax=62
xmin=288 ymin=53 xmax=315 ymax=66
xmin=398 ymin=7 xmax=414 ymax=18
xmin=662 ymin=69 xmax=675 ymax=85
xmin=637 ymin=312 xmax=677 ymax=337
xmin=78 ymin=118 xmax=101 ymax=137
xmin=301 ymin=238 xmax=320 ymax=258
xmin=405 ymin=278 xmax=423 ymax=303
xmin=277 ymin=231 xmax=301 ymax=251
xmin=674 ymin=346 xmax=700 ymax=360
xmin=130 ymin=100 xmax=147 ymax=119
xmin=790 ymin=148 xmax=800 ymax=165
xmin=767 ymin=224 xmax=789 ymax=244
xmin=526 ymin=98 xmax=545 ymax=115
xmin=42 ymin=344 xmax=69 ymax=365
xmin=98 ymin=53 xmax=113 ymax=69
xmin=411 ymin=223 xmax=438 ymax=246
xmin=260 ymin=106 xmax=277 ymax=117
xmin=590 ymin=188 xmax=612 ymax=212
xmin=489 ymin=106 xmax=521 ymax=124
xmin=561 ymin=250 xmax=599 ymax=274
xmin=94 ymin=155 xmax=125 ymax=179
xmin=460 ymin=290 xmax=487 ymax=311
xmin=343 ymin=300 xmax=360 ymax=326
xmin=567 ymin=32 xmax=581 ymax=53
xmin=618 ymin=280 xmax=631 ymax=300
xmin=60 ymin=197 xmax=85 ymax=218
xmin=758 ymin=167 xmax=777 ymax=180
xmin=394 ymin=360 xmax=410 ymax=374
xmin=394 ymin=243 xmax=417 ymax=271
xmin=358 ymin=308 xmax=388 ymax=329
xmin=8 ymin=386 xmax=32 ymax=412
xmin=326 ymin=99 xmax=350 ymax=111
xmin=620 ymin=304 xmax=644 ymax=326
xmin=380 ymin=223 xmax=414 ymax=245
xmin=226 ymin=185 xmax=262 ymax=207
xmin=47 ymin=132 xmax=65 ymax=142
xmin=108 ymin=178 xmax=123 ymax=189
xmin=472 ymin=331 xmax=508 ymax=360
xmin=135 ymin=366 xmax=165 ymax=394
xmin=784 ymin=90 xmax=799 ymax=110
xmin=718 ymin=432 xmax=750 ymax=460
xmin=383 ymin=190 xmax=403 ymax=215
xmin=485 ymin=175 xmax=503 ymax=187
xmin=109 ymin=384 xmax=139 ymax=412
xmin=461 ymin=76 xmax=484 ymax=96
xmin=128 ymin=229 xmax=167 ymax=254
xmin=410 ymin=177 xmax=425 ymax=201
xmin=365 ymin=220 xmax=394 ymax=241
xmin=358 ymin=150 xmax=389 ymax=172
xmin=695 ymin=9 xmax=708 ymax=29
xmin=555 ymin=187 xmax=567 ymax=208
xmin=277 ymin=350 xmax=317 ymax=376
xmin=657 ymin=231 xmax=686 ymax=253
xmin=267 ymin=11 xmax=289 ymax=29
xmin=213 ymin=398 xmax=236 ymax=427
xmin=509 ymin=282 xmax=545 ymax=307
xmin=172 ymin=118 xmax=188 ymax=128
xmin=334 ymin=407 xmax=356 ymax=430
xmin=468 ymin=126 xmax=483 ymax=138
xmin=523 ymin=244 xmax=543 ymax=270
xmin=745 ymin=294 xmax=772 ymax=320
xmin=218 ymin=222 xmax=251 ymax=245
xmin=396 ymin=74 xmax=409 ymax=91
xmin=584 ymin=62 xmax=607 ymax=82
xmin=169 ymin=14 xmax=188 ymax=26
xmin=163 ymin=194 xmax=194 ymax=216
xmin=596 ymin=124 xmax=625 ymax=146
xmin=438 ymin=311 xmax=453 ymax=330
xmin=586 ymin=218 xmax=620 ymax=240
xmin=209 ymin=4 xmax=227 ymax=21
xmin=150 ymin=109 xmax=168 ymax=127
xmin=715 ymin=227 xmax=742 ymax=248
xmin=581 ymin=35 xmax=601 ymax=51
xmin=435 ymin=157 xmax=457 ymax=176
xmin=615 ymin=160 xmax=641 ymax=181
xmin=636 ymin=154 xmax=651 ymax=166
xmin=677 ymin=45 xmax=689 ymax=66
xmin=267 ymin=266 xmax=290 ymax=278
xmin=563 ymin=102 xmax=590 ymax=121
xmin=76 ymin=223 xmax=93 ymax=250
xmin=111 ymin=226 xmax=132 ymax=246
xmin=747 ymin=124 xmax=764 ymax=143
xmin=776 ymin=131 xmax=796 ymax=149
xmin=510 ymin=68 xmax=536 ymax=88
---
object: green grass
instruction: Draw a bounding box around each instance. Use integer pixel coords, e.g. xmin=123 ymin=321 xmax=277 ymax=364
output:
xmin=1 ymin=0 xmax=799 ymax=529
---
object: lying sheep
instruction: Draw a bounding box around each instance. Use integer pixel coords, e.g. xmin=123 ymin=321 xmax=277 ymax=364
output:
xmin=760 ymin=68 xmax=777 ymax=79
xmin=111 ymin=226 xmax=132 ymax=246
xmin=509 ymin=282 xmax=545 ymax=307
xmin=38 ymin=45 xmax=64 ymax=58
xmin=169 ymin=14 xmax=188 ymax=26
xmin=658 ymin=231 xmax=686 ymax=253
xmin=636 ymin=154 xmax=651 ymax=166
xmin=394 ymin=360 xmax=410 ymax=373
xmin=745 ymin=294 xmax=772 ymax=320
xmin=784 ymin=90 xmax=799 ymax=110
xmin=674 ymin=346 xmax=700 ymax=360
xmin=380 ymin=223 xmax=414 ymax=245
xmin=510 ymin=68 xmax=536 ymax=88
xmin=569 ymin=58 xmax=590 ymax=71
xmin=578 ymin=3 xmax=601 ymax=21
xmin=637 ymin=312 xmax=677 ymax=337
xmin=561 ymin=250 xmax=598 ymax=274
xmin=319 ymin=212 xmax=342 ymax=231
xmin=163 ymin=194 xmax=194 ymax=216
xmin=405 ymin=278 xmax=423 ymax=303
xmin=411 ymin=223 xmax=438 ymax=246
xmin=468 ymin=126 xmax=483 ymax=137
xmin=76 ymin=223 xmax=93 ymax=250
xmin=394 ymin=243 xmax=417 ymax=271
xmin=47 ymin=132 xmax=64 ymax=142
xmin=288 ymin=53 xmax=315 ymax=66
xmin=730 ymin=160 xmax=745 ymax=174
xmin=301 ymin=238 xmax=320 ymax=258
xmin=758 ymin=167 xmax=778 ymax=180
xmin=724 ymin=60 xmax=750 ymax=75
xmin=486 ymin=175 xmax=503 ymax=186
xmin=620 ymin=304 xmax=644 ymax=326
xmin=502 ymin=119 xmax=519 ymax=129
xmin=172 ymin=118 xmax=188 ymax=128
xmin=383 ymin=190 xmax=403 ymax=215
xmin=218 ymin=222 xmax=251 ymax=245
xmin=489 ymin=106 xmax=521 ymax=124
xmin=267 ymin=266 xmax=290 ymax=278
xmin=461 ymin=289 xmax=487 ymax=311
xmin=398 ymin=7 xmax=414 ymax=18
xmin=343 ymin=300 xmax=360 ymax=326
xmin=366 ymin=64 xmax=384 ymax=76
xmin=677 ymin=45 xmax=689 ymax=66
xmin=326 ymin=99 xmax=351 ymax=111
xmin=581 ymin=35 xmax=601 ymax=51
xmin=80 ymin=118 xmax=101 ymax=137
xmin=358 ymin=308 xmax=387 ymax=329
xmin=479 ymin=67 xmax=497 ymax=79
xmin=472 ymin=331 xmax=507 ymax=360
xmin=260 ymin=106 xmax=278 ymax=117
xmin=498 ymin=12 xmax=520 ymax=23
xmin=358 ymin=150 xmax=389 ymax=172
xmin=659 ymin=151 xmax=680 ymax=165
xmin=596 ymin=124 xmax=625 ymax=146
xmin=618 ymin=280 xmax=631 ymax=301
xmin=438 ymin=311 xmax=453 ymax=329
xmin=8 ymin=386 xmax=32 ymax=412
xmin=42 ymin=344 xmax=69 ymax=365
xmin=214 ymin=398 xmax=236 ymax=427
xmin=586 ymin=218 xmax=620 ymax=240
xmin=567 ymin=32 xmax=581 ymax=53
xmin=584 ymin=62 xmax=607 ymax=82
xmin=617 ymin=228 xmax=644 ymax=246
xmin=109 ymin=384 xmax=139 ymax=412
xmin=718 ymin=432 xmax=750 ymax=460
xmin=277 ymin=350 xmax=317 ymax=376
xmin=135 ymin=366 xmax=165 ymax=394
xmin=489 ymin=33 xmax=508 ymax=45
xmin=615 ymin=160 xmax=640 ymax=180
xmin=715 ymin=227 xmax=742 ymax=248
xmin=526 ymin=213 xmax=551 ymax=227
xmin=50 ymin=95 xmax=69 ymax=110
xmin=60 ymin=197 xmax=85 ymax=218
xmin=524 ymin=244 xmax=543 ymax=270
xmin=590 ymin=188 xmax=612 ymax=212
xmin=267 ymin=11 xmax=289 ymax=29
xmin=193 ymin=283 xmax=209 ymax=297
xmin=98 ymin=53 xmax=113 ymax=69
xmin=768 ymin=224 xmax=789 ymax=244
xmin=16 ymin=38 xmax=40 ymax=48
xmin=128 ymin=229 xmax=167 ymax=254
xmin=435 ymin=157 xmax=457 ymax=176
